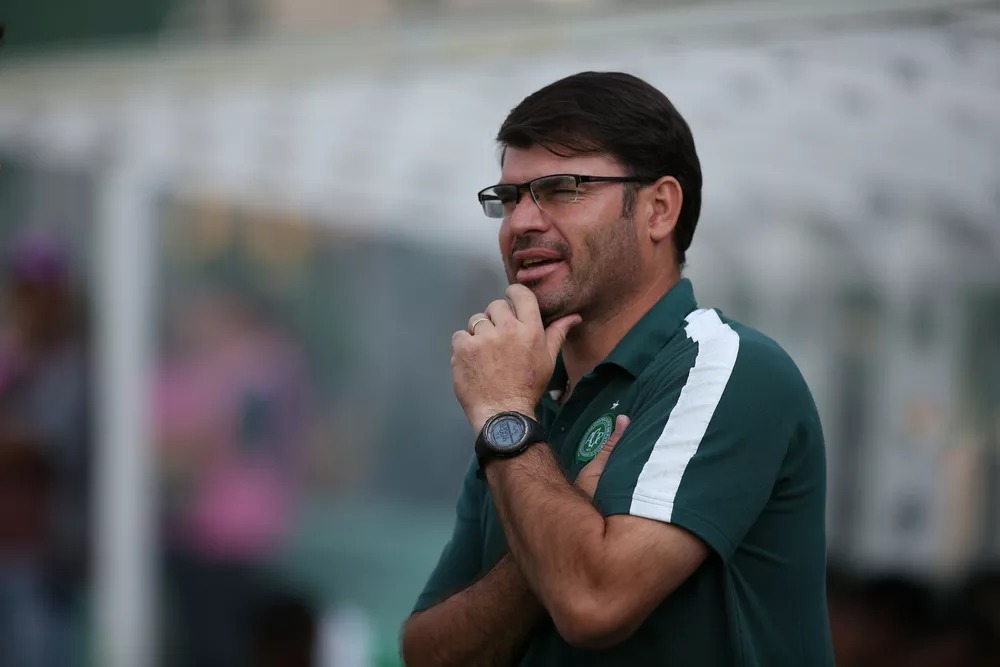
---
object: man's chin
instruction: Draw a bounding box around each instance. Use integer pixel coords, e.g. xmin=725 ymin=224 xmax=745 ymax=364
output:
xmin=511 ymin=279 xmax=573 ymax=324
xmin=538 ymin=299 xmax=570 ymax=327
xmin=514 ymin=278 xmax=547 ymax=300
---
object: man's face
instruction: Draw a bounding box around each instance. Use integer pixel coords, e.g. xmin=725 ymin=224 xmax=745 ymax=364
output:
xmin=497 ymin=145 xmax=642 ymax=325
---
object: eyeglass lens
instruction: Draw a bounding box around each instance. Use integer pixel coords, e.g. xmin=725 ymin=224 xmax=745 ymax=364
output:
xmin=479 ymin=175 xmax=579 ymax=218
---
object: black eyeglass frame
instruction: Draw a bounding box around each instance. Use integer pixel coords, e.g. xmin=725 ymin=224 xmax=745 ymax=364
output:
xmin=476 ymin=174 xmax=657 ymax=219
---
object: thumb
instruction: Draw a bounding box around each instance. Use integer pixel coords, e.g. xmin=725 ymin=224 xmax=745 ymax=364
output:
xmin=588 ymin=414 xmax=630 ymax=471
xmin=544 ymin=314 xmax=582 ymax=360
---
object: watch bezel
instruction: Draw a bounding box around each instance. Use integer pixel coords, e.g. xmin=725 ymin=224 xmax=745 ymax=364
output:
xmin=482 ymin=411 xmax=533 ymax=455
xmin=476 ymin=410 xmax=546 ymax=461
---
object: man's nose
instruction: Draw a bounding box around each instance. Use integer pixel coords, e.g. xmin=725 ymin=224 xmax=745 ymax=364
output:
xmin=507 ymin=193 xmax=548 ymax=236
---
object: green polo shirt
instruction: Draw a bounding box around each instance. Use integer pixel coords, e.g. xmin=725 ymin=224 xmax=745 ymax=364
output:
xmin=413 ymin=279 xmax=834 ymax=666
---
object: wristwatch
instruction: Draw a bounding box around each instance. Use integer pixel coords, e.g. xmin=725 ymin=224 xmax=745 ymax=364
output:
xmin=475 ymin=411 xmax=546 ymax=477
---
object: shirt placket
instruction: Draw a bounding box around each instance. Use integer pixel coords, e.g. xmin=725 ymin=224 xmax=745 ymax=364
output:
xmin=548 ymin=371 xmax=611 ymax=470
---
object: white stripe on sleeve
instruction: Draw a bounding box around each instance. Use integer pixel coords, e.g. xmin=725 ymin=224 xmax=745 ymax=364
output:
xmin=629 ymin=308 xmax=740 ymax=522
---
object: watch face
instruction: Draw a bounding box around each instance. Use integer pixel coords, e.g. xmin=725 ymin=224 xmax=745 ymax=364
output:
xmin=487 ymin=414 xmax=528 ymax=452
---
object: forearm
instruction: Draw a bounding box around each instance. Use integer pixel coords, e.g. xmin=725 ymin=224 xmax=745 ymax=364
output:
xmin=401 ymin=554 xmax=544 ymax=667
xmin=485 ymin=445 xmax=607 ymax=622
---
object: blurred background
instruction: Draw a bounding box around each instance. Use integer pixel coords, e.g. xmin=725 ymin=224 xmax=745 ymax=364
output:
xmin=1 ymin=0 xmax=999 ymax=665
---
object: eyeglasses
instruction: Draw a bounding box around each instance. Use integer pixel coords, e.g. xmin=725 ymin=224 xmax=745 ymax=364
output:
xmin=477 ymin=174 xmax=655 ymax=219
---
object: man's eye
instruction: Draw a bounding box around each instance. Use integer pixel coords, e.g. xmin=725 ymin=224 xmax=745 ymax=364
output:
xmin=495 ymin=189 xmax=519 ymax=203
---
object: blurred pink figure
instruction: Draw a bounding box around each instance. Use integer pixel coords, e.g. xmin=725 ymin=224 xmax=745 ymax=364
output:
xmin=155 ymin=288 xmax=317 ymax=667
xmin=155 ymin=288 xmax=314 ymax=562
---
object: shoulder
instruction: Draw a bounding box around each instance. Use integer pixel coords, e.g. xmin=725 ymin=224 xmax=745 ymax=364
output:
xmin=717 ymin=311 xmax=818 ymax=424
xmin=719 ymin=312 xmax=810 ymax=398
xmin=642 ymin=308 xmax=815 ymax=416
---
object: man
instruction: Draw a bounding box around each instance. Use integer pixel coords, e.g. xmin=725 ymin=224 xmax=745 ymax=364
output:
xmin=401 ymin=71 xmax=833 ymax=666
xmin=0 ymin=229 xmax=90 ymax=604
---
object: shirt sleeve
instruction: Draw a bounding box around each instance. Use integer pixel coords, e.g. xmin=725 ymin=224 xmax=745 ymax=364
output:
xmin=412 ymin=456 xmax=485 ymax=612
xmin=595 ymin=323 xmax=804 ymax=563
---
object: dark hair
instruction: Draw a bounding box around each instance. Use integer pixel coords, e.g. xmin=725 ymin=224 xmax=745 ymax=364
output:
xmin=497 ymin=71 xmax=702 ymax=267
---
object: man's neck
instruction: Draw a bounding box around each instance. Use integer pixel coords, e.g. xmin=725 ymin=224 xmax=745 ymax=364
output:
xmin=561 ymin=274 xmax=681 ymax=394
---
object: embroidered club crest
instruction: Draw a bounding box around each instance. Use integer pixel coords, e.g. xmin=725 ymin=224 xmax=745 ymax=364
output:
xmin=576 ymin=413 xmax=615 ymax=462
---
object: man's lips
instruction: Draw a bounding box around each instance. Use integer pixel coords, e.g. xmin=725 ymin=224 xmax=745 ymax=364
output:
xmin=512 ymin=248 xmax=564 ymax=269
xmin=515 ymin=257 xmax=566 ymax=283
xmin=510 ymin=245 xmax=569 ymax=282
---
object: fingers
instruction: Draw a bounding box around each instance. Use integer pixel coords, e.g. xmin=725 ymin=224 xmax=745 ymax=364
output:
xmin=505 ymin=283 xmax=541 ymax=324
xmin=576 ymin=414 xmax=629 ymax=498
xmin=466 ymin=312 xmax=494 ymax=336
xmin=544 ymin=313 xmax=582 ymax=360
xmin=485 ymin=299 xmax=516 ymax=327
xmin=464 ymin=298 xmax=516 ymax=336
xmin=608 ymin=414 xmax=630 ymax=448
xmin=591 ymin=414 xmax=630 ymax=468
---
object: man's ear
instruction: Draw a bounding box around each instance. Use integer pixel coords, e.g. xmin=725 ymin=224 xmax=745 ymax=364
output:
xmin=646 ymin=176 xmax=683 ymax=244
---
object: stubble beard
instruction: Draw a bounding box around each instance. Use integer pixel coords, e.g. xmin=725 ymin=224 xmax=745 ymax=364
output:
xmin=509 ymin=215 xmax=642 ymax=327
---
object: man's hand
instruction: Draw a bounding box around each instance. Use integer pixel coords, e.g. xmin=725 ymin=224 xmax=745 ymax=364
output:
xmin=575 ymin=415 xmax=629 ymax=498
xmin=451 ymin=284 xmax=580 ymax=433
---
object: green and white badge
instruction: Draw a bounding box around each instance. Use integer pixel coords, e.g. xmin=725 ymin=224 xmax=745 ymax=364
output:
xmin=576 ymin=413 xmax=615 ymax=462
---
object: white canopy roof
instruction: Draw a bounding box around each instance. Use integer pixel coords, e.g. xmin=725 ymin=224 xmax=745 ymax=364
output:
xmin=2 ymin=0 xmax=998 ymax=292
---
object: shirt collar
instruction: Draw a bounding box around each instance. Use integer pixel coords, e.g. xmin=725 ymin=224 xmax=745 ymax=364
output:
xmin=546 ymin=353 xmax=569 ymax=404
xmin=545 ymin=278 xmax=699 ymax=393
xmin=603 ymin=278 xmax=698 ymax=378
